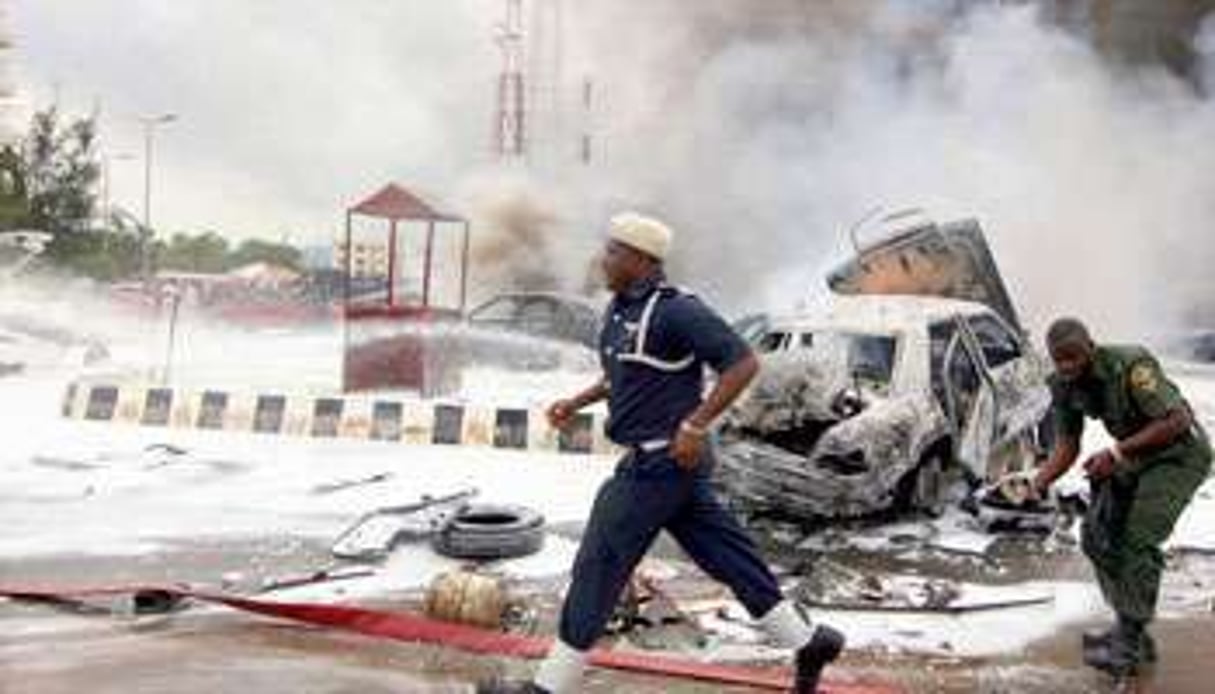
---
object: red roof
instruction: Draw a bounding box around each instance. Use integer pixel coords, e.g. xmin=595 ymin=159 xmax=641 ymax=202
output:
xmin=349 ymin=183 xmax=460 ymax=221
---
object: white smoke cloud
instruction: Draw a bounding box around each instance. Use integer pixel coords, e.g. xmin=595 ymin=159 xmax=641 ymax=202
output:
xmin=12 ymin=0 xmax=1215 ymax=343
xmin=543 ymin=1 xmax=1215 ymax=342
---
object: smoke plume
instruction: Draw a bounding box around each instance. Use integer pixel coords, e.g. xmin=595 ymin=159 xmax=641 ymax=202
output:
xmin=536 ymin=0 xmax=1215 ymax=341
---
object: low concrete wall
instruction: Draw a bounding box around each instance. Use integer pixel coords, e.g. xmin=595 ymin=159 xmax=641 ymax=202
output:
xmin=61 ymin=379 xmax=613 ymax=455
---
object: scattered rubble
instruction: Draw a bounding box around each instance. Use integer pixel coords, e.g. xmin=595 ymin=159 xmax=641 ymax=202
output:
xmin=330 ymin=487 xmax=478 ymax=560
xmin=792 ymin=559 xmax=1053 ymax=614
xmin=310 ymin=472 xmax=394 ymax=495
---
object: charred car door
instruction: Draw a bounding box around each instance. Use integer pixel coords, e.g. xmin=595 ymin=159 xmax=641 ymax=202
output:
xmin=961 ymin=312 xmax=1038 ymax=439
xmin=960 ymin=311 xmax=1052 ymax=469
xmin=929 ymin=318 xmax=998 ymax=479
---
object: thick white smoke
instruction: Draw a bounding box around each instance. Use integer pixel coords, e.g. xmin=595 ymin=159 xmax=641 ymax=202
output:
xmin=14 ymin=1 xmax=1215 ymax=344
xmin=535 ymin=1 xmax=1215 ymax=343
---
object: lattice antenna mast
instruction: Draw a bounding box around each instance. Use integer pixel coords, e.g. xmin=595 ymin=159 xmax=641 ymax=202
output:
xmin=493 ymin=0 xmax=527 ymax=159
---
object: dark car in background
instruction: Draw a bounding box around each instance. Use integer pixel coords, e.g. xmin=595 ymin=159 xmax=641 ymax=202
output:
xmin=467 ymin=291 xmax=601 ymax=349
xmin=344 ymin=290 xmax=602 ymax=394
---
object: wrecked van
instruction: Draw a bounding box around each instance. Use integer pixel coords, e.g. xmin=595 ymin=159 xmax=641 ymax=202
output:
xmin=715 ymin=216 xmax=1051 ymax=520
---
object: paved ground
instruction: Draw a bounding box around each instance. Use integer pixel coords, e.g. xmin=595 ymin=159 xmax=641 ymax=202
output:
xmin=2 ymin=539 xmax=1212 ymax=693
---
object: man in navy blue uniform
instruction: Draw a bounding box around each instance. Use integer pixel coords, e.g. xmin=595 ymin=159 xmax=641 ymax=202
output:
xmin=480 ymin=213 xmax=844 ymax=694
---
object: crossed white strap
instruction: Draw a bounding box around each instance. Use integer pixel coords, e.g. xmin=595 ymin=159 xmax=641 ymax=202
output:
xmin=616 ymin=288 xmax=695 ymax=373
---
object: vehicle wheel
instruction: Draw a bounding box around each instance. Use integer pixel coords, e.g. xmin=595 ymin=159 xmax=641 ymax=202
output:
xmin=432 ymin=504 xmax=546 ymax=560
xmin=897 ymin=452 xmax=947 ymax=517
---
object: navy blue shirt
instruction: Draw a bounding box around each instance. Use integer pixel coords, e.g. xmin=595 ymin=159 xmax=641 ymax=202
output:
xmin=599 ymin=273 xmax=750 ymax=445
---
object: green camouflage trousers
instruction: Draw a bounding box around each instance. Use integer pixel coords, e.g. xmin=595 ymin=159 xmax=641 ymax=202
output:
xmin=1082 ymin=445 xmax=1211 ymax=623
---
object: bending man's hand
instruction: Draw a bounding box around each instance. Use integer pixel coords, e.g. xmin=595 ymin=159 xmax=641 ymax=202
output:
xmin=1083 ymin=448 xmax=1118 ymax=481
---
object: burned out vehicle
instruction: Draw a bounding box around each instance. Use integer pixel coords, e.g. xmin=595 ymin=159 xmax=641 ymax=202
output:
xmin=466 ymin=291 xmax=600 ymax=349
xmin=344 ymin=291 xmax=601 ymax=394
xmin=716 ymin=216 xmax=1051 ymax=519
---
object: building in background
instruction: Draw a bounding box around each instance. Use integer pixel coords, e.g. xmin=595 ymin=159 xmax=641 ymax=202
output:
xmin=332 ymin=239 xmax=389 ymax=280
xmin=299 ymin=243 xmax=334 ymax=272
xmin=0 ymin=0 xmax=22 ymax=146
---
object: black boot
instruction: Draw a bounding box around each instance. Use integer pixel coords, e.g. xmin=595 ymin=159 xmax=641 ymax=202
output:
xmin=794 ymin=624 xmax=845 ymax=694
xmin=1083 ymin=626 xmax=1157 ymax=665
xmin=475 ymin=679 xmax=550 ymax=694
xmin=1085 ymin=618 xmax=1149 ymax=677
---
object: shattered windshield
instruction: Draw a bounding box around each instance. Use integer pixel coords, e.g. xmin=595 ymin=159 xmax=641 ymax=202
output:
xmin=837 ymin=333 xmax=898 ymax=386
xmin=757 ymin=330 xmax=790 ymax=353
xmin=761 ymin=329 xmax=898 ymax=387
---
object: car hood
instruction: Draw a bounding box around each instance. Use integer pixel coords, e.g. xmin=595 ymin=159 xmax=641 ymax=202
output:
xmin=825 ymin=216 xmax=1023 ymax=333
xmin=732 ymin=351 xmax=861 ymax=432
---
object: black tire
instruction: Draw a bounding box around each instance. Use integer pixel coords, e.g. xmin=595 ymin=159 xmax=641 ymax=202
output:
xmin=432 ymin=504 xmax=546 ymax=560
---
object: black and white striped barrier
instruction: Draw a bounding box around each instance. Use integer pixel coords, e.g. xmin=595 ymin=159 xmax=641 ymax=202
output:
xmin=61 ymin=381 xmax=613 ymax=455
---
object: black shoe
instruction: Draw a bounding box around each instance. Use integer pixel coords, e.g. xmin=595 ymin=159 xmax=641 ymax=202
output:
xmin=1085 ymin=620 xmax=1154 ymax=677
xmin=1084 ymin=628 xmax=1157 ymax=665
xmin=475 ymin=679 xmax=550 ymax=694
xmin=794 ymin=624 xmax=845 ymax=694
xmin=1083 ymin=619 xmax=1158 ymax=671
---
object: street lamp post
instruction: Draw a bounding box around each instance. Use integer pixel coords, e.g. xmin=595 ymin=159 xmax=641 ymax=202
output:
xmin=100 ymin=152 xmax=134 ymax=221
xmin=139 ymin=113 xmax=177 ymax=282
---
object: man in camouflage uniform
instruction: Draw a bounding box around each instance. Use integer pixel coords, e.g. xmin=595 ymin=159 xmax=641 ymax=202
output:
xmin=1034 ymin=318 xmax=1211 ymax=677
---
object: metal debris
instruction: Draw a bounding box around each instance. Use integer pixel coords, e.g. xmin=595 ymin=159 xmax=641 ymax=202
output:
xmin=793 ymin=559 xmax=1053 ymax=614
xmin=330 ymin=487 xmax=478 ymax=560
xmin=257 ymin=566 xmax=377 ymax=593
xmin=605 ymin=568 xmax=708 ymax=651
xmin=310 ymin=472 xmax=394 ymax=495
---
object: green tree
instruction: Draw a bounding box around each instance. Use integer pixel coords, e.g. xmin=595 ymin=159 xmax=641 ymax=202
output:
xmin=228 ymin=238 xmax=303 ymax=272
xmin=23 ymin=106 xmax=99 ymax=236
xmin=0 ymin=145 xmax=29 ymax=229
xmin=160 ymin=231 xmax=230 ymax=273
xmin=44 ymin=226 xmax=143 ymax=281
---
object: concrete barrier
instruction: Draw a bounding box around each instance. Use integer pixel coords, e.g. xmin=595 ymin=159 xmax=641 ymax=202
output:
xmin=63 ymin=380 xmax=614 ymax=455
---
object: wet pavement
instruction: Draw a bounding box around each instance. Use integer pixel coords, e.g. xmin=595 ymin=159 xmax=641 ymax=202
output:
xmin=4 ymin=592 xmax=1212 ymax=693
xmin=3 ymin=532 xmax=1213 ymax=693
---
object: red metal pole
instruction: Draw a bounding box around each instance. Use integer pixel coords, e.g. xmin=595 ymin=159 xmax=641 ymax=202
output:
xmin=387 ymin=219 xmax=398 ymax=308
xmin=422 ymin=220 xmax=435 ymax=308
xmin=342 ymin=209 xmax=353 ymax=392
xmin=343 ymin=210 xmax=353 ymax=311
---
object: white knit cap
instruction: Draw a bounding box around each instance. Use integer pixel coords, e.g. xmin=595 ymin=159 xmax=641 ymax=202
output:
xmin=608 ymin=212 xmax=672 ymax=261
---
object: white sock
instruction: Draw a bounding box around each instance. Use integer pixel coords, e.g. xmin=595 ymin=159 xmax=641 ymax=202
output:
xmin=758 ymin=599 xmax=815 ymax=649
xmin=534 ymin=639 xmax=588 ymax=694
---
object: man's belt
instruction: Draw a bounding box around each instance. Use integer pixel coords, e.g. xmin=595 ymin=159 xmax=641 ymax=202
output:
xmin=629 ymin=439 xmax=670 ymax=453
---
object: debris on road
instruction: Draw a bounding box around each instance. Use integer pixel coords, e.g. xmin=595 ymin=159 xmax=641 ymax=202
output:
xmin=257 ymin=566 xmax=378 ymax=593
xmin=425 ymin=569 xmax=510 ymax=629
xmin=310 ymin=472 xmax=394 ymax=495
xmin=605 ymin=565 xmax=708 ymax=651
xmin=432 ymin=503 xmax=546 ymax=561
xmin=330 ymin=487 xmax=478 ymax=560
xmin=792 ymin=559 xmax=1053 ymax=614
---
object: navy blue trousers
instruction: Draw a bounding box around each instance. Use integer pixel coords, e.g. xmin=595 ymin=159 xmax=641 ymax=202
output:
xmin=557 ymin=448 xmax=783 ymax=650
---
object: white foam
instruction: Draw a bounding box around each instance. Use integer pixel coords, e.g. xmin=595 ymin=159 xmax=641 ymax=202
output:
xmin=2 ymin=305 xmax=1213 ymax=659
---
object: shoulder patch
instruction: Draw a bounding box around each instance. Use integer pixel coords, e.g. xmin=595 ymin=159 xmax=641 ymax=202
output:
xmin=1130 ymin=362 xmax=1158 ymax=393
